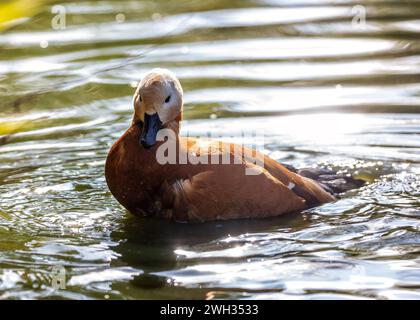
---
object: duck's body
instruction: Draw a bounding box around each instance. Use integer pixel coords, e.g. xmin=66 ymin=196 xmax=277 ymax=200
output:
xmin=105 ymin=68 xmax=362 ymax=222
xmin=105 ymin=123 xmax=337 ymax=222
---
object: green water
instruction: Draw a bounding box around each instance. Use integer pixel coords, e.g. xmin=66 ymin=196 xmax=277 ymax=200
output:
xmin=0 ymin=0 xmax=419 ymax=299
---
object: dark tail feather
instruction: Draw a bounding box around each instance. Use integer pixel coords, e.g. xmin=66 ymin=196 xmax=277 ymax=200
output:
xmin=297 ymin=167 xmax=365 ymax=195
xmin=282 ymin=164 xmax=365 ymax=196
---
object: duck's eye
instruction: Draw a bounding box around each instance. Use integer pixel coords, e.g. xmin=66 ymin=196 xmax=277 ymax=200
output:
xmin=165 ymin=95 xmax=171 ymax=103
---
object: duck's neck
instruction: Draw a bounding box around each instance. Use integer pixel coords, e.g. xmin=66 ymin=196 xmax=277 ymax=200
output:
xmin=165 ymin=119 xmax=180 ymax=136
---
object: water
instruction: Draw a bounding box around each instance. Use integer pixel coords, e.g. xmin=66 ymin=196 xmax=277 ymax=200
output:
xmin=0 ymin=0 xmax=419 ymax=299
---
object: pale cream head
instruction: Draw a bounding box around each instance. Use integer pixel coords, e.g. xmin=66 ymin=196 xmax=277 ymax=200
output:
xmin=133 ymin=68 xmax=183 ymax=127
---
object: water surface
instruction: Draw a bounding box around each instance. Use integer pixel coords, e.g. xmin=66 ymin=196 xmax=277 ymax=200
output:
xmin=0 ymin=0 xmax=419 ymax=299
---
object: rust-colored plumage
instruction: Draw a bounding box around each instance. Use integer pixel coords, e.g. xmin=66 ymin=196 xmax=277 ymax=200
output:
xmin=105 ymin=69 xmax=338 ymax=222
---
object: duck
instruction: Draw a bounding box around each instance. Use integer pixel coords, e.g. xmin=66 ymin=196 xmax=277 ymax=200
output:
xmin=105 ymin=68 xmax=364 ymax=222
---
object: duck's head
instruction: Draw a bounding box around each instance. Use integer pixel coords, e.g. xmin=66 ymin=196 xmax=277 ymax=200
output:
xmin=132 ymin=68 xmax=183 ymax=148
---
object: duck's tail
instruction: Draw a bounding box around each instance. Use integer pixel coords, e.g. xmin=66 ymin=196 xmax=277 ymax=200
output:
xmin=283 ymin=164 xmax=365 ymax=197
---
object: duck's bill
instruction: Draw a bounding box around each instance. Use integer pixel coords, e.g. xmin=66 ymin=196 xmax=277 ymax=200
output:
xmin=140 ymin=113 xmax=162 ymax=148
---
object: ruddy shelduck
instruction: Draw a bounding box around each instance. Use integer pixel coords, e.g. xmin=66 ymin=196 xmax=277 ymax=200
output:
xmin=105 ymin=69 xmax=363 ymax=222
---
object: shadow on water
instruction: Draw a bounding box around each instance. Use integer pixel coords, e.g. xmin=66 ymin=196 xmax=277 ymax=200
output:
xmin=109 ymin=212 xmax=310 ymax=298
xmin=111 ymin=211 xmax=310 ymax=269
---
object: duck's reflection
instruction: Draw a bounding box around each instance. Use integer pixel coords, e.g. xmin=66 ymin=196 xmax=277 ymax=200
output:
xmin=109 ymin=211 xmax=310 ymax=296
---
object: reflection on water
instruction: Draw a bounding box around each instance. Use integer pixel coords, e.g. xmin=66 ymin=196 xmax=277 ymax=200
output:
xmin=0 ymin=0 xmax=419 ymax=299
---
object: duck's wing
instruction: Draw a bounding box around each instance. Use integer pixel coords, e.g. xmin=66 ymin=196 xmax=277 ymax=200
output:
xmin=262 ymin=155 xmax=336 ymax=205
xmin=157 ymin=138 xmax=337 ymax=222
xmin=160 ymin=166 xmax=307 ymax=222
